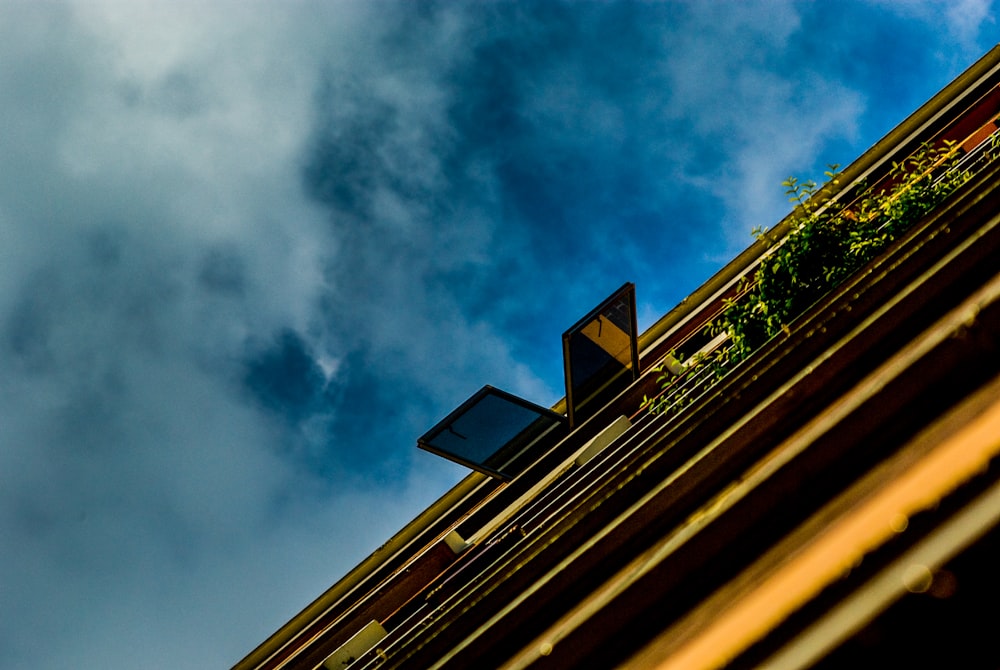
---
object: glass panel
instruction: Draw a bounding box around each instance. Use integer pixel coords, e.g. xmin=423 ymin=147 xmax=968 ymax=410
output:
xmin=562 ymin=283 xmax=639 ymax=428
xmin=418 ymin=386 xmax=567 ymax=480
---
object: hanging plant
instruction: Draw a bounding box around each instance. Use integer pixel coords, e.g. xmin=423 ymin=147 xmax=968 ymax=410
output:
xmin=643 ymin=140 xmax=973 ymax=416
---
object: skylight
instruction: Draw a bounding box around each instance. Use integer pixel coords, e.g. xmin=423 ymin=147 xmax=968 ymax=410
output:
xmin=418 ymin=386 xmax=567 ymax=480
xmin=562 ymin=282 xmax=639 ymax=428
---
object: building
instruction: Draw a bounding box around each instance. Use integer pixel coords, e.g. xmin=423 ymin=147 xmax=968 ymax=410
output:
xmin=234 ymin=45 xmax=1000 ymax=670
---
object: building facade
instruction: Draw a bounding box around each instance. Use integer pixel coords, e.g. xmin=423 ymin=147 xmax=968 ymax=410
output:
xmin=235 ymin=46 xmax=1000 ymax=670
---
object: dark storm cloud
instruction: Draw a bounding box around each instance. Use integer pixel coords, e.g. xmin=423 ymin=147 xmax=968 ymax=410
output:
xmin=0 ymin=1 xmax=995 ymax=669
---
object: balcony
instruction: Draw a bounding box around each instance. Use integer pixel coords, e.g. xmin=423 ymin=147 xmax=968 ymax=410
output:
xmin=639 ymin=121 xmax=1000 ymax=425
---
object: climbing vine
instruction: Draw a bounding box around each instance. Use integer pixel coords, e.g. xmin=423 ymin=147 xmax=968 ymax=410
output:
xmin=643 ymin=140 xmax=973 ymax=415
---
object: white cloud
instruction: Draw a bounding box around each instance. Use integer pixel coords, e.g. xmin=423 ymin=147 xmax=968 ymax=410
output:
xmin=0 ymin=2 xmax=403 ymax=667
xmin=655 ymin=3 xmax=865 ymax=254
xmin=871 ymin=0 xmax=995 ymax=55
xmin=0 ymin=3 xmax=539 ymax=666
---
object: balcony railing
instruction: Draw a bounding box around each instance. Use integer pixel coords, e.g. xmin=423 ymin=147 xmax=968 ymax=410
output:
xmin=641 ymin=126 xmax=1000 ymax=421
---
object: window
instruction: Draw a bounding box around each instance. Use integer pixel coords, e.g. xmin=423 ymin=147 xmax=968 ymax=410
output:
xmin=418 ymin=386 xmax=567 ymax=480
xmin=562 ymin=283 xmax=639 ymax=428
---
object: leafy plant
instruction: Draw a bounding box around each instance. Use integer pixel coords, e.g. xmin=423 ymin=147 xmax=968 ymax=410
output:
xmin=645 ymin=140 xmax=973 ymax=416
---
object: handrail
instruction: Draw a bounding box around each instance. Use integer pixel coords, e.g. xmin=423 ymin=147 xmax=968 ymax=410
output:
xmin=641 ymin=124 xmax=1000 ymax=422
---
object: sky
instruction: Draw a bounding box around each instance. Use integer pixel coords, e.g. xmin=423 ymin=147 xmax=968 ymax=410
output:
xmin=0 ymin=1 xmax=995 ymax=668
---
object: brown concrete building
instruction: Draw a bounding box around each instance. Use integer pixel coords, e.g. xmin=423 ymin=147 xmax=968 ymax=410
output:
xmin=235 ymin=46 xmax=1000 ymax=670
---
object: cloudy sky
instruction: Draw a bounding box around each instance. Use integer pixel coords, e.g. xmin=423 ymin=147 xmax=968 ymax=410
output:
xmin=0 ymin=1 xmax=995 ymax=668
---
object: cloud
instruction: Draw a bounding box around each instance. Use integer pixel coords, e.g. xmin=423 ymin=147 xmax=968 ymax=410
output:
xmin=871 ymin=0 xmax=995 ymax=53
xmin=0 ymin=2 xmax=369 ymax=667
xmin=946 ymin=0 xmax=996 ymax=44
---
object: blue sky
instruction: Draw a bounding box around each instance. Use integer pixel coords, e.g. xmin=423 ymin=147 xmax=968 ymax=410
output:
xmin=0 ymin=2 xmax=995 ymax=668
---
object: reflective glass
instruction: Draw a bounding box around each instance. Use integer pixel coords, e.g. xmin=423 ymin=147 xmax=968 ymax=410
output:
xmin=418 ymin=386 xmax=566 ymax=480
xmin=562 ymin=283 xmax=639 ymax=427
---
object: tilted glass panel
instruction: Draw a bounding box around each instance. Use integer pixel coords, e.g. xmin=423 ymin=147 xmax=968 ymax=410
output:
xmin=563 ymin=282 xmax=639 ymax=428
xmin=418 ymin=386 xmax=567 ymax=480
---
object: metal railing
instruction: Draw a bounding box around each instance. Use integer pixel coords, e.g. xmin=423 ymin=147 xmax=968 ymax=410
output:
xmin=641 ymin=126 xmax=1000 ymax=422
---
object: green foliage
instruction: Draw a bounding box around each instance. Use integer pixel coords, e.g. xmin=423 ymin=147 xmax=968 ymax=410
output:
xmin=646 ymin=141 xmax=973 ymax=416
xmin=639 ymin=353 xmax=682 ymax=415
